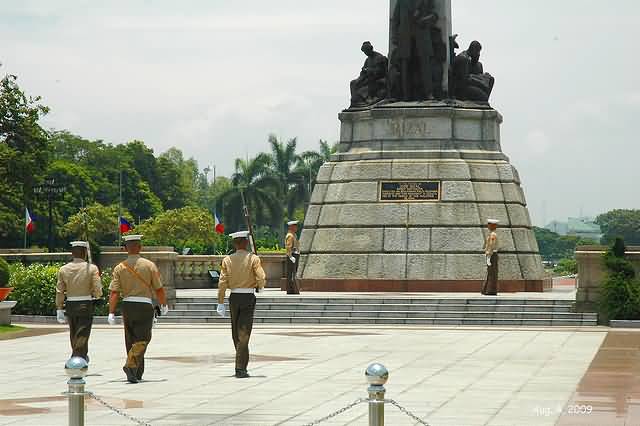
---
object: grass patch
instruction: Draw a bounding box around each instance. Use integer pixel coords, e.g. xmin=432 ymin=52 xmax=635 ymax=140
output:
xmin=0 ymin=325 xmax=26 ymax=334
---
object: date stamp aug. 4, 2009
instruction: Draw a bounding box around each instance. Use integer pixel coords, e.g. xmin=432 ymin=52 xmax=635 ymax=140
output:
xmin=534 ymin=405 xmax=593 ymax=417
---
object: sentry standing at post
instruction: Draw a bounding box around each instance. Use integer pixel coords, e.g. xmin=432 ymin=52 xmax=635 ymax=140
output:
xmin=108 ymin=234 xmax=169 ymax=383
xmin=481 ymin=219 xmax=500 ymax=296
xmin=56 ymin=241 xmax=103 ymax=363
xmin=216 ymin=231 xmax=266 ymax=378
xmin=285 ymin=220 xmax=301 ymax=295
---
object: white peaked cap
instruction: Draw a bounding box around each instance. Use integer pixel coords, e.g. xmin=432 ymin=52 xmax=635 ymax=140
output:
xmin=287 ymin=220 xmax=299 ymax=226
xmin=70 ymin=241 xmax=90 ymax=248
xmin=487 ymin=219 xmax=500 ymax=224
xmin=123 ymin=234 xmax=143 ymax=242
xmin=230 ymin=231 xmax=250 ymax=240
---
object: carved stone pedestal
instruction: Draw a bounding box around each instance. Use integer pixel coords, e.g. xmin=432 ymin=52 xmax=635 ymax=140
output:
xmin=298 ymin=103 xmax=546 ymax=292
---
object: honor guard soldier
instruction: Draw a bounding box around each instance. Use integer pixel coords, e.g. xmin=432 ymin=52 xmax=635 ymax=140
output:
xmin=216 ymin=231 xmax=266 ymax=378
xmin=56 ymin=241 xmax=103 ymax=362
xmin=285 ymin=220 xmax=301 ymax=295
xmin=481 ymin=219 xmax=500 ymax=296
xmin=108 ymin=235 xmax=169 ymax=383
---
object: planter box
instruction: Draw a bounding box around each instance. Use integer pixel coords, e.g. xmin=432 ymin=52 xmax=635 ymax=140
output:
xmin=0 ymin=301 xmax=17 ymax=325
xmin=0 ymin=287 xmax=13 ymax=302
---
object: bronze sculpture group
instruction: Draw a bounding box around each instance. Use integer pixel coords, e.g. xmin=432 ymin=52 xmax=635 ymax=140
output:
xmin=349 ymin=0 xmax=494 ymax=108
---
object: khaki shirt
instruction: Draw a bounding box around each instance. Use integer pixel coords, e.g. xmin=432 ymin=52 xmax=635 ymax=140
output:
xmin=218 ymin=250 xmax=266 ymax=303
xmin=484 ymin=231 xmax=499 ymax=256
xmin=56 ymin=259 xmax=103 ymax=309
xmin=285 ymin=232 xmax=299 ymax=257
xmin=110 ymin=255 xmax=163 ymax=299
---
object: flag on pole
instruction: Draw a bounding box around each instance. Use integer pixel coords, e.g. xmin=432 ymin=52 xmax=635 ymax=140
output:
xmin=25 ymin=208 xmax=35 ymax=234
xmin=214 ymin=212 xmax=224 ymax=234
xmin=119 ymin=217 xmax=132 ymax=233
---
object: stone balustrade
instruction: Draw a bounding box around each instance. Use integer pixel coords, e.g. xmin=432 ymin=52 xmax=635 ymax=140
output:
xmin=1 ymin=248 xmax=288 ymax=307
xmin=575 ymin=245 xmax=640 ymax=313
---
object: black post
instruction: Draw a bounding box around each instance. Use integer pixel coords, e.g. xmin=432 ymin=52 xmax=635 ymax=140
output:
xmin=48 ymin=195 xmax=53 ymax=253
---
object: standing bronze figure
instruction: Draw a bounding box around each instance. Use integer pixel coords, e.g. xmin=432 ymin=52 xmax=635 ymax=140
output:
xmin=389 ymin=0 xmax=441 ymax=101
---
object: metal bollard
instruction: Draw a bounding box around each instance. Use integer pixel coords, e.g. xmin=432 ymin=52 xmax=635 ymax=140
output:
xmin=64 ymin=357 xmax=88 ymax=426
xmin=365 ymin=363 xmax=389 ymax=426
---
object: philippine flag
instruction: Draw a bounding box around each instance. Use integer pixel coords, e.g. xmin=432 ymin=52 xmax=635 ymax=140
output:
xmin=25 ymin=208 xmax=35 ymax=234
xmin=214 ymin=212 xmax=224 ymax=234
xmin=119 ymin=217 xmax=132 ymax=233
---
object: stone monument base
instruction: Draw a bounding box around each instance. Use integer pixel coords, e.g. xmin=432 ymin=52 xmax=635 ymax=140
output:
xmin=300 ymin=279 xmax=550 ymax=293
xmin=298 ymin=104 xmax=546 ymax=291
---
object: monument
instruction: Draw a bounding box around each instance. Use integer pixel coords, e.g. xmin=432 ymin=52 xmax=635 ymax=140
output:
xmin=298 ymin=0 xmax=546 ymax=292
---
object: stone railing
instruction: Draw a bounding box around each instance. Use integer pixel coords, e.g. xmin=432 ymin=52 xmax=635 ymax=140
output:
xmin=575 ymin=245 xmax=640 ymax=313
xmin=0 ymin=248 xmax=288 ymax=307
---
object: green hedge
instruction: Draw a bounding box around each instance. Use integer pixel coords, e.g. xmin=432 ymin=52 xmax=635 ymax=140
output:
xmin=599 ymin=238 xmax=640 ymax=321
xmin=8 ymin=263 xmax=114 ymax=316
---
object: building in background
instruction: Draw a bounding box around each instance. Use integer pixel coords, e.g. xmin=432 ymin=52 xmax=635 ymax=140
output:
xmin=544 ymin=217 xmax=602 ymax=242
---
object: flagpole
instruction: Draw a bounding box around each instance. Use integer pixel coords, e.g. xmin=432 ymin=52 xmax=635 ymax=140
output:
xmin=24 ymin=207 xmax=27 ymax=249
xmin=118 ymin=170 xmax=122 ymax=244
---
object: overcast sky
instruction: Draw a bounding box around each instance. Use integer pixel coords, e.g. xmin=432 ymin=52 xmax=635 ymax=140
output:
xmin=2 ymin=0 xmax=639 ymax=226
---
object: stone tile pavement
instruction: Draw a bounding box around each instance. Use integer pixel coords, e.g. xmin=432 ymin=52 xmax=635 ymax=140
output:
xmin=0 ymin=324 xmax=607 ymax=425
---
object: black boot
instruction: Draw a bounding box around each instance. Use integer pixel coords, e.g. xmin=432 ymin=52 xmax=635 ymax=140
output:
xmin=235 ymin=369 xmax=250 ymax=379
xmin=123 ymin=367 xmax=139 ymax=384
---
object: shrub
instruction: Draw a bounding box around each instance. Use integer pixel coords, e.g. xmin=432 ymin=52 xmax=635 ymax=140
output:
xmin=0 ymin=258 xmax=10 ymax=287
xmin=8 ymin=263 xmax=116 ymax=316
xmin=8 ymin=263 xmax=60 ymax=315
xmin=599 ymin=239 xmax=640 ymax=321
xmin=553 ymin=258 xmax=577 ymax=275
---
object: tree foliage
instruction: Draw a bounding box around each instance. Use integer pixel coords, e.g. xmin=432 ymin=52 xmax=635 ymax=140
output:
xmin=596 ymin=209 xmax=640 ymax=245
xmin=599 ymin=238 xmax=640 ymax=321
xmin=533 ymin=227 xmax=595 ymax=262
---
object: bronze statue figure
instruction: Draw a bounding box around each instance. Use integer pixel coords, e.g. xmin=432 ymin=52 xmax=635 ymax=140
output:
xmin=453 ymin=40 xmax=494 ymax=103
xmin=350 ymin=41 xmax=389 ymax=108
xmin=389 ymin=0 xmax=443 ymax=101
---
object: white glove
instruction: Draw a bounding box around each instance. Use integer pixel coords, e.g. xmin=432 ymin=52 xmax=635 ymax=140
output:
xmin=56 ymin=310 xmax=66 ymax=324
xmin=486 ymin=256 xmax=492 ymax=267
xmin=290 ymin=256 xmax=296 ymax=264
xmin=107 ymin=313 xmax=116 ymax=325
xmin=216 ymin=303 xmax=226 ymax=317
xmin=160 ymin=305 xmax=169 ymax=316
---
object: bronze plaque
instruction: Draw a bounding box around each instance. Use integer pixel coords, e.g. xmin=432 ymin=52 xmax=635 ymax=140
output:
xmin=379 ymin=181 xmax=440 ymax=202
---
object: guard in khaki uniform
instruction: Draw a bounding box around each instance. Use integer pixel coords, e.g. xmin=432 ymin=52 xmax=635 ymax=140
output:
xmin=481 ymin=219 xmax=500 ymax=296
xmin=108 ymin=235 xmax=169 ymax=383
xmin=285 ymin=220 xmax=301 ymax=295
xmin=216 ymin=231 xmax=266 ymax=378
xmin=56 ymin=241 xmax=103 ymax=362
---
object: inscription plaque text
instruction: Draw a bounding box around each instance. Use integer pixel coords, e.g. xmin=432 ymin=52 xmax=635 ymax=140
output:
xmin=379 ymin=181 xmax=440 ymax=202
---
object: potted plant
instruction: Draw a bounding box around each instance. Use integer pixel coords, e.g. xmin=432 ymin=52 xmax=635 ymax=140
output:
xmin=0 ymin=257 xmax=12 ymax=301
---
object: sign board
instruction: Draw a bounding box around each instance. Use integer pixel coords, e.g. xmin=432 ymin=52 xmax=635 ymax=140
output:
xmin=379 ymin=181 xmax=441 ymax=202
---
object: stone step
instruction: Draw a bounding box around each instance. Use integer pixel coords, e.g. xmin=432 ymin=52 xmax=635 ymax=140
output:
xmin=173 ymin=302 xmax=575 ymax=313
xmin=165 ymin=309 xmax=595 ymax=320
xmin=175 ymin=297 xmax=575 ymax=306
xmin=159 ymin=316 xmax=598 ymax=326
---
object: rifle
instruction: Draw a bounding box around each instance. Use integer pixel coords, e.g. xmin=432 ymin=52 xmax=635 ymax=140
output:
xmin=239 ymin=189 xmax=258 ymax=255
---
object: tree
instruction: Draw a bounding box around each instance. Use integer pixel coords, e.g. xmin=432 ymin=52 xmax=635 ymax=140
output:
xmin=134 ymin=206 xmax=223 ymax=254
xmin=533 ymin=227 xmax=595 ymax=262
xmin=63 ymin=203 xmax=131 ymax=245
xmin=300 ymin=139 xmax=337 ymax=183
xmin=268 ymin=135 xmax=307 ymax=227
xmin=596 ymin=209 xmax=640 ymax=245
xmin=0 ymin=75 xmax=50 ymax=246
xmin=219 ymin=154 xmax=280 ymax=232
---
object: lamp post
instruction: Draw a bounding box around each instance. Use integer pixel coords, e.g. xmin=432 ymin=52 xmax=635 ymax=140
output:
xmin=33 ymin=177 xmax=66 ymax=253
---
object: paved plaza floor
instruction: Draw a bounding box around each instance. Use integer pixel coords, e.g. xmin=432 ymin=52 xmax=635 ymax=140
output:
xmin=3 ymin=321 xmax=636 ymax=426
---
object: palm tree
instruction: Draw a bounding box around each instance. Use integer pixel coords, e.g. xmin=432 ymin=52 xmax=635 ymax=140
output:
xmin=300 ymin=140 xmax=338 ymax=189
xmin=268 ymin=135 xmax=306 ymax=224
xmin=219 ymin=154 xmax=280 ymax=233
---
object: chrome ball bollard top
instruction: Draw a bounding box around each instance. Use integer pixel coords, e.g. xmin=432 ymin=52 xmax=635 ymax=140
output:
xmin=65 ymin=356 xmax=88 ymax=379
xmin=365 ymin=363 xmax=389 ymax=386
